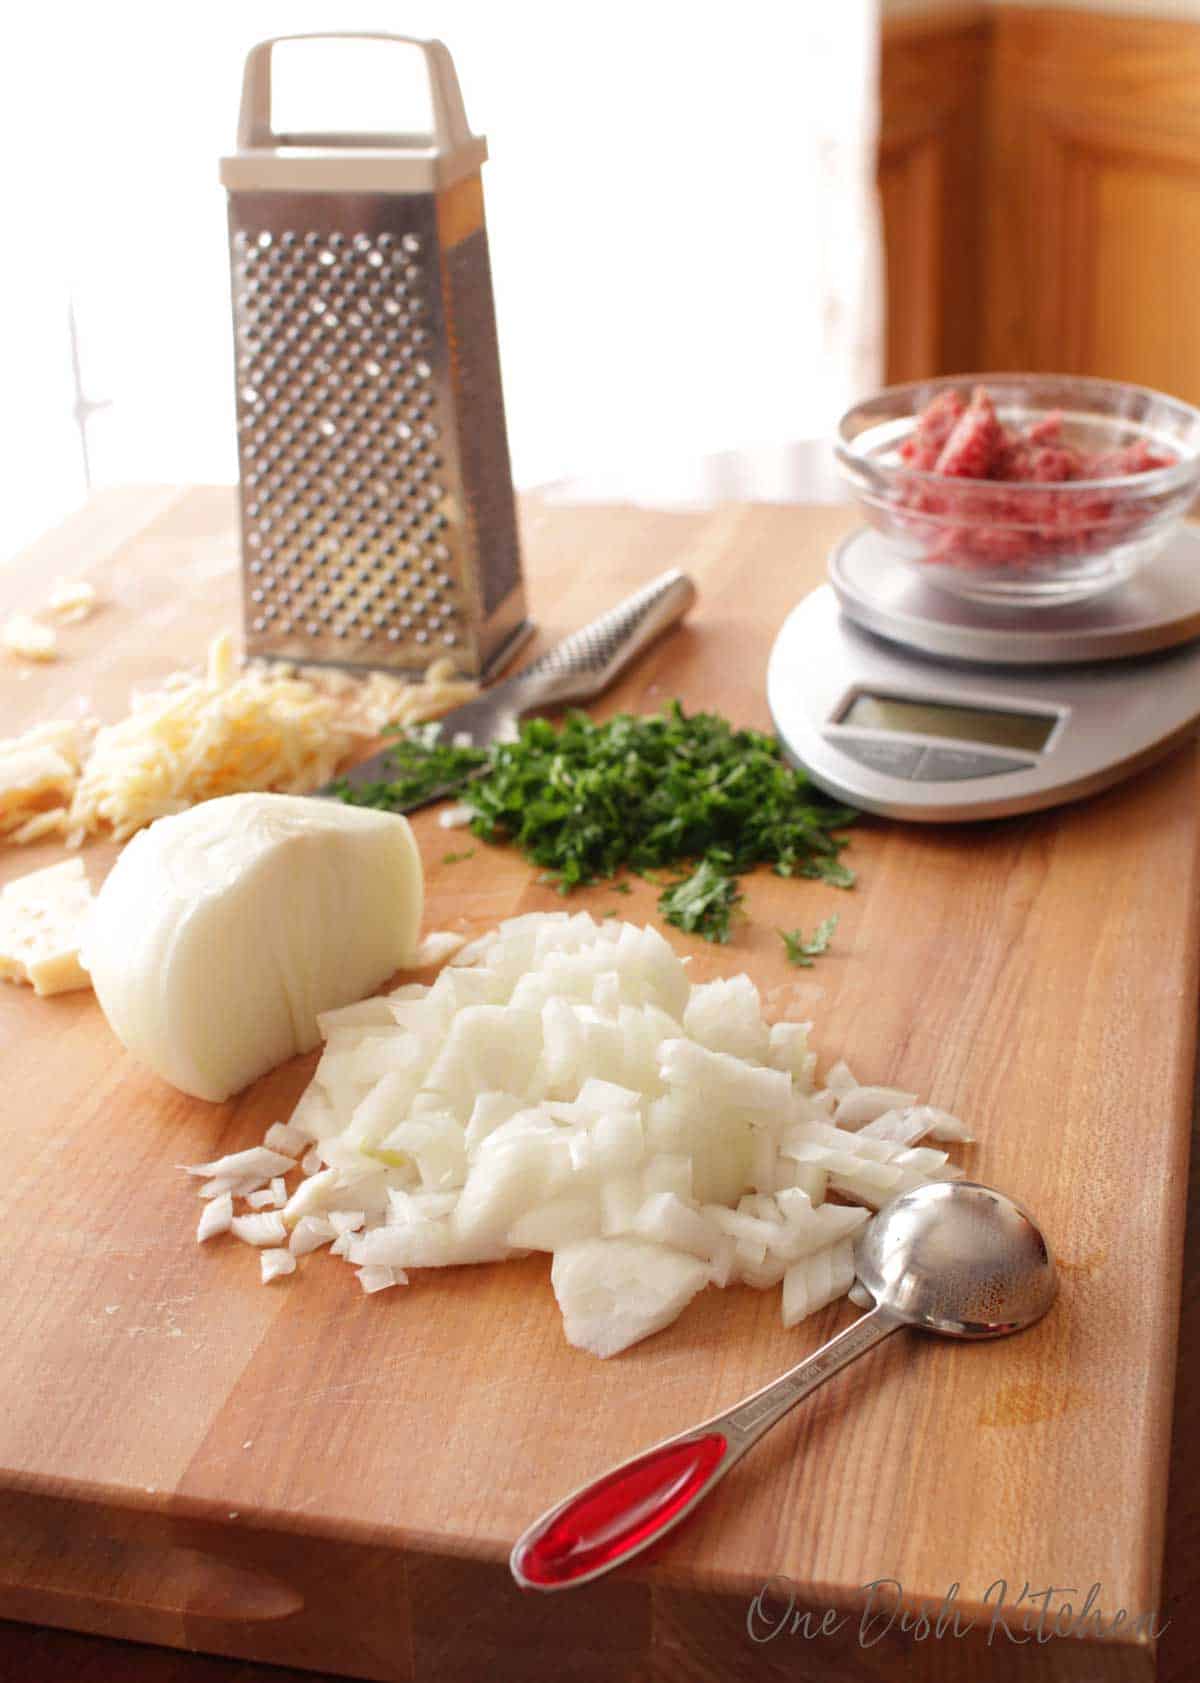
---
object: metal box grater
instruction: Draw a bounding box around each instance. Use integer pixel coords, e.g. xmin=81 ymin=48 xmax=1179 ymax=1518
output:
xmin=219 ymin=33 xmax=531 ymax=678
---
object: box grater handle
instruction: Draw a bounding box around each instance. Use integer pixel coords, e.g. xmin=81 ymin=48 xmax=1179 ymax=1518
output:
xmin=237 ymin=33 xmax=476 ymax=155
xmin=506 ymin=570 xmax=698 ymax=710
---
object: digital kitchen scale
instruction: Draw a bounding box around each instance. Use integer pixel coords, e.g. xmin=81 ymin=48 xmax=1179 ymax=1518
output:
xmin=766 ymin=526 xmax=1200 ymax=821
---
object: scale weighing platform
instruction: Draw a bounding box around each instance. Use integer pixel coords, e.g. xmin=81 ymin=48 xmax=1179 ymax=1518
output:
xmin=766 ymin=527 xmax=1200 ymax=821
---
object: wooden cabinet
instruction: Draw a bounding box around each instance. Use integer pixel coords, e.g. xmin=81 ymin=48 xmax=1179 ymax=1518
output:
xmin=878 ymin=8 xmax=989 ymax=384
xmin=880 ymin=5 xmax=1200 ymax=403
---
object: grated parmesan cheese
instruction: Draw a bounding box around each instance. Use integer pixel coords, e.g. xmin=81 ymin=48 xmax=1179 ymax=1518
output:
xmin=64 ymin=647 xmax=361 ymax=843
xmin=2 ymin=635 xmax=477 ymax=849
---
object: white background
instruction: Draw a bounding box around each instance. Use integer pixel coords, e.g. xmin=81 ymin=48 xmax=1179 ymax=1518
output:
xmin=0 ymin=3 xmax=881 ymax=563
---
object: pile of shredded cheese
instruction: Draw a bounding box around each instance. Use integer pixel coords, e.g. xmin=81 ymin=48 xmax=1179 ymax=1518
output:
xmin=1 ymin=633 xmax=477 ymax=848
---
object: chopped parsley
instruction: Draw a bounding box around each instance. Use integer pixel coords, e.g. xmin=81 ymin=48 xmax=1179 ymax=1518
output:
xmin=339 ymin=703 xmax=856 ymax=942
xmin=779 ymin=914 xmax=839 ymax=967
xmin=441 ymin=848 xmax=476 ymax=865
xmin=333 ymin=722 xmax=487 ymax=812
xmin=658 ymin=857 xmax=743 ymax=944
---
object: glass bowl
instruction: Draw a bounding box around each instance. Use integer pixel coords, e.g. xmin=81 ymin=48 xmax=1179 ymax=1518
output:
xmin=834 ymin=373 xmax=1200 ymax=607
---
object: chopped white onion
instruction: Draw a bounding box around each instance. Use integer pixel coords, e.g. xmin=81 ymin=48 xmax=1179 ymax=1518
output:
xmin=823 ymin=1059 xmax=860 ymax=1096
xmin=260 ymin=1247 xmax=297 ymax=1284
xmin=231 ymin=1211 xmax=288 ymax=1247
xmin=834 ymin=1085 xmax=919 ymax=1129
xmin=197 ymin=1191 xmax=233 ymax=1243
xmin=198 ymin=1176 xmax=238 ymax=1201
xmin=412 ymin=930 xmax=467 ymax=967
xmin=856 ymin=1108 xmax=931 ymax=1147
xmin=289 ymin=1215 xmax=337 ymax=1255
xmin=184 ymin=912 xmax=976 ymax=1358
xmin=921 ymin=1105 xmax=975 ymax=1143
xmin=263 ymin=1122 xmax=309 ymax=1157
xmin=781 ymin=1238 xmax=857 ymax=1328
xmin=186 ymin=1148 xmax=295 ymax=1184
xmin=357 ymin=1264 xmax=406 ymax=1293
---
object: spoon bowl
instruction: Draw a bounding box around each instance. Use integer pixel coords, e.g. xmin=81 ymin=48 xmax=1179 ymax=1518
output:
xmin=856 ymin=1178 xmax=1059 ymax=1338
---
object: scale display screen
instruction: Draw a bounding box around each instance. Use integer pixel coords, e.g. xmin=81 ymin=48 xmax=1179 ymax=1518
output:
xmin=837 ymin=692 xmax=1056 ymax=754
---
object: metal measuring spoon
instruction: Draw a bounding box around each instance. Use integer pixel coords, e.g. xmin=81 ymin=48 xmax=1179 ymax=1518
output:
xmin=511 ymin=1179 xmax=1058 ymax=1592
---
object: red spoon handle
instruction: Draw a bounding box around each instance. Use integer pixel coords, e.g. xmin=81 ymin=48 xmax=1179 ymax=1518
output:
xmin=511 ymin=1305 xmax=901 ymax=1593
xmin=511 ymin=1430 xmax=731 ymax=1590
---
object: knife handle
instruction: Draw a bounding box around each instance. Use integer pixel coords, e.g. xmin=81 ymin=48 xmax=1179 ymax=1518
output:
xmin=506 ymin=570 xmax=697 ymax=710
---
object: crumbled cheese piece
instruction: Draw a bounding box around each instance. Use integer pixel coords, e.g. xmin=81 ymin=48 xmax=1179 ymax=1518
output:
xmin=45 ymin=578 xmax=99 ymax=624
xmin=3 ymin=615 xmax=57 ymax=662
xmin=0 ymin=720 xmax=94 ymax=840
xmin=1 ymin=743 xmax=78 ymax=834
xmin=0 ymin=857 xmax=94 ymax=995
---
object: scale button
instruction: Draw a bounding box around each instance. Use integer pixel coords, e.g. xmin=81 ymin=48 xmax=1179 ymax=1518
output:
xmin=913 ymin=747 xmax=1034 ymax=781
xmin=832 ymin=737 xmax=925 ymax=779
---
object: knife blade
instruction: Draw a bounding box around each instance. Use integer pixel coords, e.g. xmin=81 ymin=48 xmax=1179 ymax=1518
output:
xmin=324 ymin=568 xmax=697 ymax=811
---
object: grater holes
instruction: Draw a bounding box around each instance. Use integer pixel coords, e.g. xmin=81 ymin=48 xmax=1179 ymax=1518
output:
xmin=235 ymin=220 xmax=449 ymax=662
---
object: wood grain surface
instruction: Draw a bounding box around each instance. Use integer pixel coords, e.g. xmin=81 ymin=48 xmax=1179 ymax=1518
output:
xmin=879 ymin=6 xmax=1200 ymax=406
xmin=0 ymin=488 xmax=1196 ymax=1682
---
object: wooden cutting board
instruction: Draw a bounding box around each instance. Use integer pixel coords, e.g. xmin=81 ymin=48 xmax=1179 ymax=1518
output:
xmin=0 ymin=487 xmax=1195 ymax=1683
